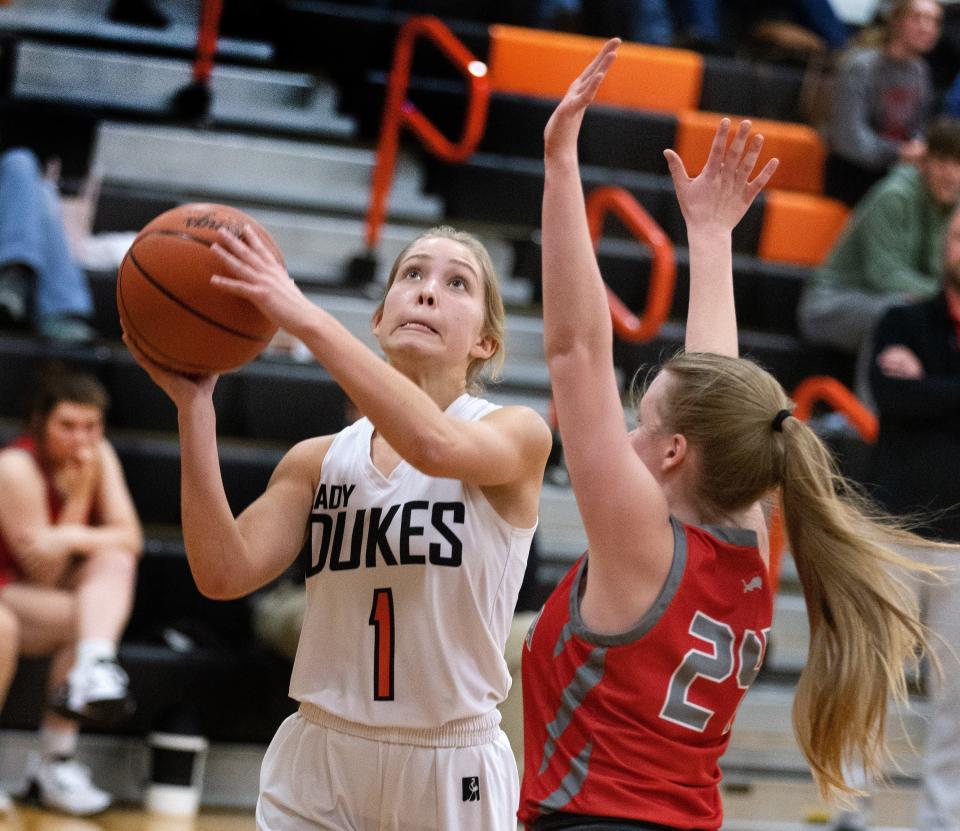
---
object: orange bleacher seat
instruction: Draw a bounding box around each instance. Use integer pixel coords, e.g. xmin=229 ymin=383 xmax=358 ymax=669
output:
xmin=487 ymin=25 xmax=703 ymax=115
xmin=758 ymin=190 xmax=849 ymax=267
xmin=675 ymin=111 xmax=826 ymax=195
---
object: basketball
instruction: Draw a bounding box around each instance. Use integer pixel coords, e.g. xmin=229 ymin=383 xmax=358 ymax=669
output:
xmin=117 ymin=203 xmax=283 ymax=375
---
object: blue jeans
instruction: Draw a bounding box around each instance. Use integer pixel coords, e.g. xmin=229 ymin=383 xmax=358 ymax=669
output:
xmin=0 ymin=148 xmax=93 ymax=321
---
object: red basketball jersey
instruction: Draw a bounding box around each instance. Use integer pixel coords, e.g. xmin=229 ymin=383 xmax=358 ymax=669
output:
xmin=519 ymin=518 xmax=773 ymax=830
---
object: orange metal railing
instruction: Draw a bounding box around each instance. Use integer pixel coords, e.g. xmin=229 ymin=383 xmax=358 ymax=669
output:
xmin=365 ymin=15 xmax=491 ymax=249
xmin=791 ymin=375 xmax=879 ymax=442
xmin=546 ymin=186 xmax=676 ymax=434
xmin=767 ymin=376 xmax=878 ymax=593
xmin=586 ymin=186 xmax=676 ymax=344
xmin=193 ymin=0 xmax=224 ymax=85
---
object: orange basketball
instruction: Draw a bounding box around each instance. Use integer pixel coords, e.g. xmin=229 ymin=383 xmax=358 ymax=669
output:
xmin=117 ymin=203 xmax=282 ymax=375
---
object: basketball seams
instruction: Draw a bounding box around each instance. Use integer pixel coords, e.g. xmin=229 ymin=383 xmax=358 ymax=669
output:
xmin=128 ymin=240 xmax=269 ymax=343
xmin=118 ymin=261 xmax=230 ymax=374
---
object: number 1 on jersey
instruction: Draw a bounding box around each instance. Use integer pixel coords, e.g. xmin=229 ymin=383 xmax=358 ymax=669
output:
xmin=369 ymin=588 xmax=395 ymax=700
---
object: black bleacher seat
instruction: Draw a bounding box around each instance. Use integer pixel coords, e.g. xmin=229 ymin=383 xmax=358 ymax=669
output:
xmin=0 ymin=336 xmax=347 ymax=445
xmin=613 ymin=326 xmax=855 ymax=396
xmin=699 ymin=55 xmax=806 ymax=122
xmin=359 ymin=73 xmax=679 ymax=178
xmin=273 ymin=0 xmax=490 ymax=111
xmin=92 ymin=186 xmax=179 ymax=238
xmin=2 ymin=645 xmax=295 ymax=743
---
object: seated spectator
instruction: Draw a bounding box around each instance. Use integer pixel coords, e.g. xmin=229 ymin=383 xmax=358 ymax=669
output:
xmin=0 ymin=148 xmax=99 ymax=342
xmin=0 ymin=365 xmax=142 ymax=815
xmin=829 ymin=206 xmax=960 ymax=831
xmin=824 ymin=0 xmax=942 ymax=206
xmin=798 ymin=116 xmax=960 ymax=394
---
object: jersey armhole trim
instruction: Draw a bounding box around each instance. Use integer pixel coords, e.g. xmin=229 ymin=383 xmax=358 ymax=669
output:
xmin=567 ymin=516 xmax=688 ymax=647
xmin=697 ymin=524 xmax=758 ymax=549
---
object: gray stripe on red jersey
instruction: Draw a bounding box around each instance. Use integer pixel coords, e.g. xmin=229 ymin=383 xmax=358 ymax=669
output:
xmin=537 ymin=647 xmax=606 ymax=775
xmin=539 ymin=740 xmax=594 ymax=813
xmin=553 ymin=621 xmax=575 ymax=657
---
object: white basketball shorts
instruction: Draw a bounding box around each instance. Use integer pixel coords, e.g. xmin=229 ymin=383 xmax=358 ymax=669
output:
xmin=257 ymin=704 xmax=519 ymax=831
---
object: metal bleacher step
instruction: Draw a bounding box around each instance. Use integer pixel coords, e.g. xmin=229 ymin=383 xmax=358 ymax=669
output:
xmin=92 ymin=122 xmax=443 ymax=221
xmin=11 ymin=40 xmax=356 ymax=138
xmin=0 ymin=5 xmax=272 ymax=65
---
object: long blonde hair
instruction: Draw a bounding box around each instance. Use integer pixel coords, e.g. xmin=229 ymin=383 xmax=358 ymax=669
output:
xmin=651 ymin=351 xmax=937 ymax=797
xmin=373 ymin=226 xmax=506 ymax=393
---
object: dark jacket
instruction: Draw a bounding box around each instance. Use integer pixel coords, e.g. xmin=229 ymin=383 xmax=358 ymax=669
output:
xmin=868 ymin=292 xmax=960 ymax=542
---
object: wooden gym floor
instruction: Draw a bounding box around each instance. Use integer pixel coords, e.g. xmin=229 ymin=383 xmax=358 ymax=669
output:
xmin=0 ymin=807 xmax=255 ymax=831
xmin=0 ymin=777 xmax=921 ymax=831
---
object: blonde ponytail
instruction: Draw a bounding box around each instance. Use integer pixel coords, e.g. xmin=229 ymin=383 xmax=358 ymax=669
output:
xmin=657 ymin=352 xmax=940 ymax=798
xmin=778 ymin=417 xmax=936 ymax=797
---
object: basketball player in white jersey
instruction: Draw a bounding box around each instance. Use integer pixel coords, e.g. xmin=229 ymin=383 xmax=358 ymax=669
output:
xmin=127 ymin=224 xmax=552 ymax=830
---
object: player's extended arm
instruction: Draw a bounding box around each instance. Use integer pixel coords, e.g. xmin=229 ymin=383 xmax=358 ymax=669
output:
xmin=540 ymin=39 xmax=676 ymax=593
xmin=665 ymin=120 xmax=777 ymax=357
xmin=208 ymin=230 xmax=551 ymax=489
xmin=126 ymin=337 xmax=317 ymax=599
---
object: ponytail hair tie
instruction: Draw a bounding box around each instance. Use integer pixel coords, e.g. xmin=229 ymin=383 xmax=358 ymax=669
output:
xmin=771 ymin=409 xmax=793 ymax=432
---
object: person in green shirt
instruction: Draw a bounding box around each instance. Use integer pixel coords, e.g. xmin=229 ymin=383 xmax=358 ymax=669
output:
xmin=798 ymin=117 xmax=960 ymax=400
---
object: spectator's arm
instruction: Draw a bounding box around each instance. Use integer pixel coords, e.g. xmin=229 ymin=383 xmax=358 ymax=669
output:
xmin=86 ymin=439 xmax=143 ymax=555
xmin=0 ymin=449 xmax=85 ymax=584
xmin=830 ymin=56 xmax=901 ymax=168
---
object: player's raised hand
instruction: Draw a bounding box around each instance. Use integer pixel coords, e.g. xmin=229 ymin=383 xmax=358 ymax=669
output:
xmin=544 ymin=38 xmax=620 ymax=158
xmin=663 ymin=119 xmax=778 ymax=235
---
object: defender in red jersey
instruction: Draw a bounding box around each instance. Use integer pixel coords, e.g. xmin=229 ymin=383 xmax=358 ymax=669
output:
xmin=522 ymin=522 xmax=771 ymax=829
xmin=525 ymin=39 xmax=942 ymax=829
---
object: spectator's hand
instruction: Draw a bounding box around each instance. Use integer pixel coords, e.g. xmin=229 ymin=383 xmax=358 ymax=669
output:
xmin=664 ymin=119 xmax=778 ymax=237
xmin=877 ymin=345 xmax=925 ymax=379
xmin=543 ymin=37 xmax=620 ymax=160
xmin=124 ymin=333 xmax=219 ymax=409
xmin=899 ymin=138 xmax=927 ymax=164
xmin=54 ymin=444 xmax=100 ymax=504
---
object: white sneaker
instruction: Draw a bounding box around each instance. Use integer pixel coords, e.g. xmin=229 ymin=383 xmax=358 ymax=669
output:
xmin=0 ymin=786 xmax=12 ymax=813
xmin=25 ymin=754 xmax=111 ymax=816
xmin=52 ymin=658 xmax=135 ymax=724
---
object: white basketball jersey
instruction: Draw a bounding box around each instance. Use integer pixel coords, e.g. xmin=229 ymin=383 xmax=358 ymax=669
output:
xmin=289 ymin=393 xmax=537 ymax=729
